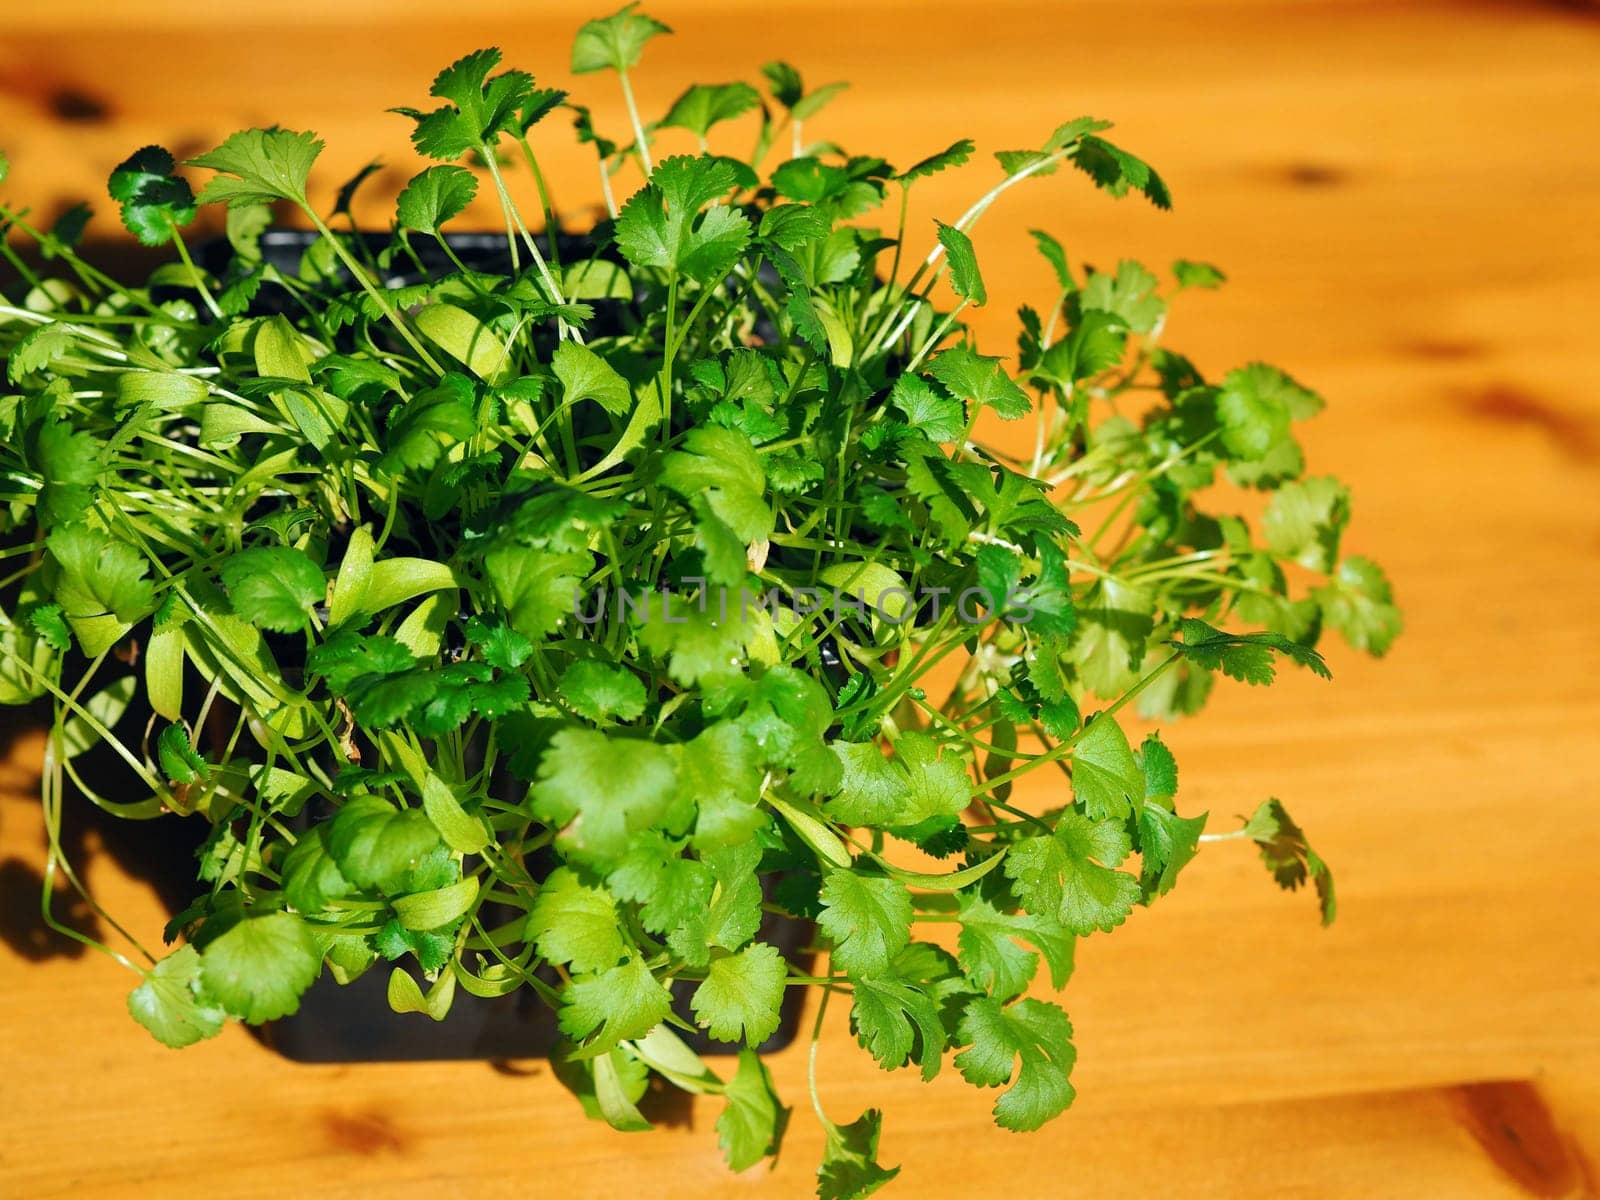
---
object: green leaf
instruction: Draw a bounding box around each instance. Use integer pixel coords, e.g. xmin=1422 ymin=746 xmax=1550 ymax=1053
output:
xmin=398 ymin=49 xmax=539 ymax=159
xmin=691 ymin=942 xmax=787 ymax=1044
xmin=1071 ymin=134 xmax=1171 ymax=209
xmin=1244 ymin=798 xmax=1336 ymax=924
xmin=1315 ymin=556 xmax=1402 ymax=656
xmin=715 ymin=665 xmax=840 ymax=795
xmin=896 ymin=139 xmax=974 ymax=184
xmin=1069 ymin=714 xmax=1142 ymax=820
xmin=386 ymin=965 xmax=458 ymax=1021
xmin=791 ymin=81 xmax=849 ymax=123
xmin=850 ymin=972 xmax=945 ymax=1080
xmin=558 ymin=954 xmax=673 ymax=1055
xmin=25 ymin=603 xmax=71 ymax=653
xmin=116 ymin=371 xmax=208 ymax=413
xmin=682 ymin=721 xmax=766 ymax=849
xmin=819 ymin=560 xmax=911 ymax=629
xmin=332 ymin=159 xmax=383 ymax=218
xmin=396 ymin=165 xmax=479 ymax=236
xmin=253 ymin=314 xmax=315 ymax=382
xmin=759 ymin=204 xmax=830 ymax=251
xmin=660 ymin=424 xmax=773 ymax=542
xmin=156 ymin=724 xmax=207 ymax=784
xmin=484 ymin=545 xmax=592 ymax=640
xmin=718 ymin=1049 xmax=788 ymax=1172
xmin=1216 ymin=362 xmax=1298 ymax=461
xmin=128 ymin=945 xmax=226 ymax=1048
xmin=225 ymin=201 xmax=271 ymax=258
xmin=327 ymin=795 xmax=448 ymax=894
xmin=662 ymin=82 xmax=762 ymax=139
xmin=827 ymin=740 xmax=909 ymax=827
xmin=571 ymin=4 xmax=672 ymax=73
xmin=1138 ymin=801 xmax=1206 ymax=899
xmin=531 ymin=728 xmax=679 ymax=862
xmin=281 ymin=826 xmax=353 ymax=914
xmin=816 ymin=869 xmax=912 ymax=978
xmin=614 ymin=155 xmax=752 ymax=282
xmin=0 ymin=604 xmax=51 ymax=707
xmin=663 ymin=840 xmax=765 ymax=966
xmin=1012 ymin=543 xmax=1076 ymax=638
xmin=392 ymin=875 xmax=479 ymax=931
xmin=956 ymin=888 xmax=1074 ymax=999
xmin=893 ymin=731 xmax=972 ymax=824
xmin=220 ymin=546 xmax=324 ymax=633
xmin=1263 ymin=476 xmax=1349 ymax=571
xmin=106 ymin=146 xmax=196 ymax=247
xmin=394 ymin=592 xmax=453 ymax=658
xmin=1173 ymin=617 xmax=1331 ymax=685
xmin=463 ymin=614 xmax=532 ymax=671
xmin=189 ymin=128 xmax=324 ymax=207
xmin=994 ymin=148 xmax=1057 ymax=176
xmin=1139 ymin=731 xmax=1178 ymax=801
xmin=552 ymin=1045 xmax=650 ymax=1124
xmin=8 ymin=323 xmax=76 ymax=382
xmin=762 ymin=61 xmax=804 ymax=108
xmin=769 ymin=795 xmax=853 ymax=871
xmin=198 ymin=402 xmax=280 ymax=446
xmin=936 ymin=221 xmax=986 ymax=306
xmin=528 ymin=867 xmax=629 ymax=973
xmin=954 ymin=997 xmax=1076 ymax=1131
xmin=1174 ymin=259 xmax=1226 ymax=289
xmin=761 ymin=62 xmax=850 ymax=123
xmin=200 ymin=911 xmax=322 ymax=1023
xmin=1228 ymin=432 xmax=1306 ymax=490
xmin=1038 ymin=309 xmax=1128 ymax=385
xmin=591 ymin=1046 xmax=652 ymax=1131
xmin=558 ymin=659 xmax=647 ymax=724
xmin=1081 ymin=260 xmax=1163 ymax=335
xmin=1071 ymin=576 xmax=1154 ymax=698
xmin=553 ymin=340 xmax=632 ymax=416
xmin=1031 ymin=229 xmax=1074 ymax=289
xmin=888 ymin=374 xmax=964 ymax=443
xmin=46 ymin=524 xmax=154 ymax=657
xmin=607 ymin=831 xmax=712 ymax=935
xmin=832 ymin=732 xmax=966 ymax=838
xmin=415 ymin=303 xmax=514 ymax=384
xmin=326 ymin=525 xmax=376 ymax=629
xmin=381 ymin=373 xmax=477 ymax=473
xmin=817 ymin=1110 xmax=899 ymax=1200
xmin=1004 ymin=812 xmax=1141 ymax=935
xmin=308 ymin=631 xmax=418 ymax=693
xmin=927 ymin=344 xmax=1029 ymax=421
xmin=562 ymin=257 xmax=632 ymax=299
xmin=374 ymin=919 xmax=455 ymax=973
xmin=32 ymin=418 xmax=102 ymax=527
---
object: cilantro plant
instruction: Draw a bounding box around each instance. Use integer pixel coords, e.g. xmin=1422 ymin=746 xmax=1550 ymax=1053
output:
xmin=0 ymin=7 xmax=1398 ymax=1194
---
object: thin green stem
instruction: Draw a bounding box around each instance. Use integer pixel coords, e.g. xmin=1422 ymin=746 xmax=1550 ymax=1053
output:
xmin=617 ymin=68 xmax=653 ymax=175
xmin=170 ymin=230 xmax=223 ymax=320
xmin=976 ymin=651 xmax=1182 ymax=798
xmin=302 ymin=209 xmax=443 ymax=373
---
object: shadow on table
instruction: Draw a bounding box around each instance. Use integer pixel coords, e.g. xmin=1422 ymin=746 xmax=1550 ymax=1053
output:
xmin=0 ymin=705 xmax=206 ymax=962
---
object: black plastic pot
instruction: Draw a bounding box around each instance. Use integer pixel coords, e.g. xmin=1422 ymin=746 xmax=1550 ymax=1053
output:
xmin=263 ymin=891 xmax=813 ymax=1063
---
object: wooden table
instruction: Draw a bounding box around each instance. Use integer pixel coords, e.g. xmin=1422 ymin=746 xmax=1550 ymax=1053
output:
xmin=3 ymin=2 xmax=1598 ymax=1196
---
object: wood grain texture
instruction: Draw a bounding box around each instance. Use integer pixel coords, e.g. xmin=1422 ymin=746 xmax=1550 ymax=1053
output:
xmin=3 ymin=1 xmax=1599 ymax=1196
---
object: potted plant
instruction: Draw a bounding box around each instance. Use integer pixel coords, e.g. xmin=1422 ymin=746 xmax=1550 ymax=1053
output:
xmin=0 ymin=4 xmax=1400 ymax=1194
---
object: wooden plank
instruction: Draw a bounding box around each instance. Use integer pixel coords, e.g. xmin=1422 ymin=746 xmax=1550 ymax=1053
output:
xmin=3 ymin=0 xmax=1599 ymax=1195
